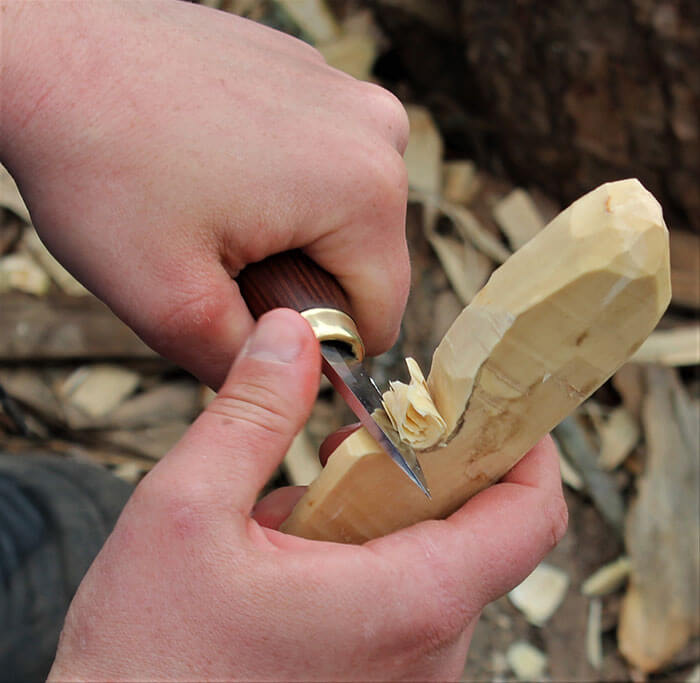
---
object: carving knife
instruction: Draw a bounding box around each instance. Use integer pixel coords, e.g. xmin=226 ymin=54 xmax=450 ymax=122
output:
xmin=237 ymin=250 xmax=431 ymax=497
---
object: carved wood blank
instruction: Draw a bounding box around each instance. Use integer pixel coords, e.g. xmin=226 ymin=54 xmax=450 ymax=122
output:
xmin=282 ymin=179 xmax=671 ymax=544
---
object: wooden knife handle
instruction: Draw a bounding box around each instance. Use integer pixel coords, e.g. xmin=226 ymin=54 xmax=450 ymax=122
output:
xmin=237 ymin=249 xmax=351 ymax=318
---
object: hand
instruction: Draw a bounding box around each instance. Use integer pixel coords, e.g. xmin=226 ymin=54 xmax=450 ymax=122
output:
xmin=49 ymin=310 xmax=567 ymax=681
xmin=0 ymin=0 xmax=410 ymax=387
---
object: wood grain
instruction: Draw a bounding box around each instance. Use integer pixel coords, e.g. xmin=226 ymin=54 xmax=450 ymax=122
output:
xmin=237 ymin=250 xmax=350 ymax=317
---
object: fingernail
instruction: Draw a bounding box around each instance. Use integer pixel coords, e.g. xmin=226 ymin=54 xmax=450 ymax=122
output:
xmin=242 ymin=314 xmax=304 ymax=364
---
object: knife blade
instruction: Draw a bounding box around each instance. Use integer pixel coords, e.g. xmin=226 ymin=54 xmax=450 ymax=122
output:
xmin=320 ymin=341 xmax=429 ymax=495
xmin=237 ymin=249 xmax=431 ymax=497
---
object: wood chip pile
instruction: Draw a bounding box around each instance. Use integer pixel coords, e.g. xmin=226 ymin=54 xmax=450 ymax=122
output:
xmin=1 ymin=0 xmax=698 ymax=680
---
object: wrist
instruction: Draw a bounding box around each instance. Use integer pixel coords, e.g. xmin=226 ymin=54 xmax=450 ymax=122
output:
xmin=0 ymin=0 xmax=42 ymax=163
xmin=0 ymin=0 xmax=98 ymax=168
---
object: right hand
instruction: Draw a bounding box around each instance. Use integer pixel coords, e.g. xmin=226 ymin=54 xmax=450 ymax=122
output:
xmin=50 ymin=310 xmax=568 ymax=681
xmin=0 ymin=0 xmax=410 ymax=388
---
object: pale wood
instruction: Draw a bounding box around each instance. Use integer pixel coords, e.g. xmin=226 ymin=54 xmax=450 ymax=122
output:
xmin=442 ymin=160 xmax=480 ymax=205
xmin=0 ymin=292 xmax=157 ymax=360
xmin=21 ymin=227 xmax=89 ymax=296
xmin=0 ymin=163 xmax=30 ymax=223
xmin=630 ymin=325 xmax=700 ymax=366
xmin=618 ymin=367 xmax=700 ymax=672
xmin=0 ymin=253 xmax=50 ymax=295
xmin=282 ymin=179 xmax=671 ymax=543
xmin=492 ymin=188 xmax=546 ymax=250
xmin=283 ymin=429 xmax=322 ymax=486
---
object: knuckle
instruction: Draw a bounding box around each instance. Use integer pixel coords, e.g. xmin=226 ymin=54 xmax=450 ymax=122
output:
xmin=211 ymin=380 xmax=289 ymax=441
xmin=135 ymin=473 xmax=213 ymax=538
xmin=286 ymin=33 xmax=325 ymax=63
xmin=356 ymin=147 xmax=408 ymax=212
xmin=362 ymin=83 xmax=410 ymax=145
xmin=152 ymin=287 xmax=228 ymax=354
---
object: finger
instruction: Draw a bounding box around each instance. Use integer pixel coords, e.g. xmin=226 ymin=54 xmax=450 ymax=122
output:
xmin=369 ymin=436 xmax=568 ymax=618
xmin=307 ymin=200 xmax=410 ymax=357
xmin=252 ymin=486 xmax=307 ymax=529
xmin=162 ymin=309 xmax=321 ymax=511
xmin=125 ymin=262 xmax=256 ymax=390
xmin=318 ymin=423 xmax=361 ymax=466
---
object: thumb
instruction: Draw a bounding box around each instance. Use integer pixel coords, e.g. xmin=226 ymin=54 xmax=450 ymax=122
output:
xmin=164 ymin=309 xmax=320 ymax=512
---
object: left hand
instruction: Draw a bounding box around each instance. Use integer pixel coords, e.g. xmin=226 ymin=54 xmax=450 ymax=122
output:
xmin=49 ymin=310 xmax=568 ymax=681
xmin=0 ymin=0 xmax=411 ymax=388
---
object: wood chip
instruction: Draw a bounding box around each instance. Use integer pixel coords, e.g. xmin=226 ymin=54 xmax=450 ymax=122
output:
xmin=442 ymin=160 xmax=480 ymax=205
xmin=492 ymin=188 xmax=546 ymax=250
xmin=60 ymin=364 xmax=141 ymax=420
xmin=687 ymin=664 xmax=700 ymax=683
xmin=0 ymin=253 xmax=50 ymax=295
xmin=586 ymin=598 xmax=604 ymax=670
xmin=319 ymin=32 xmax=375 ymax=80
xmin=0 ymin=368 xmax=64 ymax=423
xmin=317 ymin=11 xmax=378 ymax=81
xmin=275 ymin=0 xmax=339 ymax=43
xmin=559 ymin=450 xmax=584 ymax=490
xmin=427 ymin=231 xmax=492 ymax=304
xmin=613 ymin=363 xmax=645 ymax=419
xmin=554 ymin=416 xmax=625 ymax=534
xmin=20 ymin=227 xmax=88 ymax=296
xmin=430 ymin=198 xmax=511 ymax=263
xmin=404 ymin=106 xmax=443 ymax=197
xmin=619 ymin=367 xmax=700 ymax=672
xmin=0 ymin=292 xmax=158 ymax=360
xmin=630 ymin=325 xmax=700 ymax=366
xmin=0 ymin=164 xmax=30 ymax=223
xmin=669 ymin=230 xmax=700 ymax=309
xmin=99 ymin=422 xmax=190 ymax=459
xmin=506 ymin=641 xmax=548 ymax=680
xmin=508 ymin=562 xmax=570 ymax=626
xmin=101 ymin=380 xmax=200 ymax=429
xmin=429 ymin=289 xmax=463 ymax=351
xmin=47 ymin=440 xmax=157 ymax=471
xmin=596 ymin=407 xmax=640 ymax=470
xmin=112 ymin=461 xmax=144 ymax=485
xmin=283 ymin=429 xmax=322 ymax=486
xmin=582 ymin=556 xmax=631 ymax=597
xmin=0 ymin=217 xmax=21 ymax=255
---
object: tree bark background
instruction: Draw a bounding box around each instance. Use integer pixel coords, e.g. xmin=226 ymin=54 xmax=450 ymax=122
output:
xmin=354 ymin=0 xmax=699 ymax=231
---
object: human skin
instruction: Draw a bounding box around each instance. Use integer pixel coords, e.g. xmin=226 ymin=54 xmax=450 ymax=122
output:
xmin=0 ymin=0 xmax=410 ymax=388
xmin=1 ymin=1 xmax=568 ymax=678
xmin=49 ymin=310 xmax=568 ymax=681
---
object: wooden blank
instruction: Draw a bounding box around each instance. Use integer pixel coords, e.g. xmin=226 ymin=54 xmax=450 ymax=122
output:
xmin=281 ymin=180 xmax=671 ymax=544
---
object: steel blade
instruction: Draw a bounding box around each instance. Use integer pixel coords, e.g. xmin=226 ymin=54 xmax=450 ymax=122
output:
xmin=320 ymin=341 xmax=431 ymax=498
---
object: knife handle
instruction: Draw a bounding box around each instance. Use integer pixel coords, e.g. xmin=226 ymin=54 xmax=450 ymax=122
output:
xmin=237 ymin=249 xmax=365 ymax=360
xmin=237 ymin=249 xmax=350 ymax=316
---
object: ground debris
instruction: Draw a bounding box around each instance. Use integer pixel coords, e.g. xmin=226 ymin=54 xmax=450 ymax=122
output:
xmin=619 ymin=367 xmax=700 ymax=672
xmin=492 ymin=187 xmax=546 ymax=250
xmin=0 ymin=253 xmax=50 ymax=295
xmin=631 ymin=325 xmax=700 ymax=366
xmin=586 ymin=598 xmax=603 ymax=670
xmin=553 ymin=416 xmax=626 ymax=534
xmin=506 ymin=641 xmax=548 ymax=680
xmin=594 ymin=406 xmax=640 ymax=471
xmin=21 ymin=227 xmax=89 ymax=296
xmin=60 ymin=364 xmax=141 ymax=422
xmin=508 ymin=562 xmax=570 ymax=626
xmin=582 ymin=556 xmax=631 ymax=597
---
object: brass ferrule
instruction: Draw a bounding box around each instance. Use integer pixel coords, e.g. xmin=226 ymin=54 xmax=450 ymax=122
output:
xmin=300 ymin=308 xmax=365 ymax=361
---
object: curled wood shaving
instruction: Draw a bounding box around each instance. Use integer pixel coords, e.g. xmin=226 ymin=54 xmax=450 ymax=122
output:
xmin=377 ymin=357 xmax=447 ymax=450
